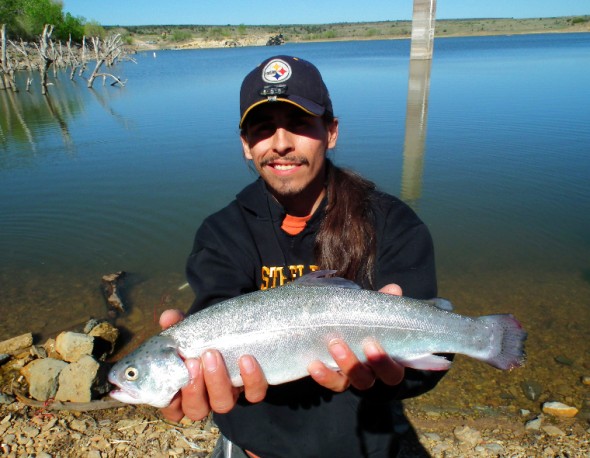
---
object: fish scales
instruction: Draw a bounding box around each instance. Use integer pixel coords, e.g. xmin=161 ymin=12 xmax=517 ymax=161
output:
xmin=108 ymin=275 xmax=526 ymax=408
xmin=163 ymin=285 xmax=495 ymax=384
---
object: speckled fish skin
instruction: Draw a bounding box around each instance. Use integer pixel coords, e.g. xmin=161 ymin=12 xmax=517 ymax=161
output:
xmin=108 ymin=274 xmax=526 ymax=408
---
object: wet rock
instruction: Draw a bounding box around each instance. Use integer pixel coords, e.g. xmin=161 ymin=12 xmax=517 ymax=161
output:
xmin=20 ymin=358 xmax=68 ymax=401
xmin=542 ymin=425 xmax=565 ymax=436
xmin=83 ymin=319 xmax=102 ymax=334
xmin=577 ymin=405 xmax=590 ymax=422
xmin=542 ymin=401 xmax=579 ymax=418
xmin=554 ymin=355 xmax=573 ymax=366
xmin=55 ymin=355 xmax=100 ymax=402
xmin=525 ymin=416 xmax=542 ymax=431
xmin=520 ymin=379 xmax=543 ymax=401
xmin=30 ymin=345 xmax=47 ymax=359
xmin=453 ymin=425 xmax=482 ymax=448
xmin=86 ymin=321 xmax=119 ymax=358
xmin=55 ymin=331 xmax=94 ymax=362
xmin=0 ymin=333 xmax=33 ymax=355
xmin=42 ymin=338 xmax=61 ymax=359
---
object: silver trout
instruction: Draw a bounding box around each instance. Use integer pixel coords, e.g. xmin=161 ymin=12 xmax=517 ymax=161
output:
xmin=108 ymin=271 xmax=526 ymax=408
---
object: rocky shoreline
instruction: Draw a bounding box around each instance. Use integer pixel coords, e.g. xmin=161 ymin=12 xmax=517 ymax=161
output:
xmin=0 ymin=399 xmax=588 ymax=457
xmin=1 ymin=316 xmax=589 ymax=456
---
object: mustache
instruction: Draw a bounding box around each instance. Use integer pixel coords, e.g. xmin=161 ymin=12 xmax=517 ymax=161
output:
xmin=259 ymin=156 xmax=310 ymax=167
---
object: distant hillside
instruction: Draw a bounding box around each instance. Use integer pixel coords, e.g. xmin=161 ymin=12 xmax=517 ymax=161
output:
xmin=106 ymin=16 xmax=590 ymax=50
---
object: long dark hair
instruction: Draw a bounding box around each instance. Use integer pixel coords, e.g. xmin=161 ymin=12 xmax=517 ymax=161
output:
xmin=315 ymin=159 xmax=377 ymax=287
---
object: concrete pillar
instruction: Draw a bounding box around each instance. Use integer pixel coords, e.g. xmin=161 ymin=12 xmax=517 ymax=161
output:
xmin=410 ymin=0 xmax=437 ymax=60
xmin=401 ymin=59 xmax=432 ymax=204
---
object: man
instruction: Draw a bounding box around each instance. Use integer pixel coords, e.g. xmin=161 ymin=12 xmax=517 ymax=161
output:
xmin=160 ymin=55 xmax=447 ymax=457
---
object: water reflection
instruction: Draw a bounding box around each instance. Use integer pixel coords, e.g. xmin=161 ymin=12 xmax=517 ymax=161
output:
xmin=401 ymin=58 xmax=432 ymax=205
xmin=0 ymin=72 xmax=82 ymax=157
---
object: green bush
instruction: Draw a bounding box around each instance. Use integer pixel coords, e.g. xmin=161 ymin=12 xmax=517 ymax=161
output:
xmin=171 ymin=30 xmax=192 ymax=42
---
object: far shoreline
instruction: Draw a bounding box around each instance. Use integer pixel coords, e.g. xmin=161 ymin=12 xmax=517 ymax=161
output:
xmin=133 ymin=27 xmax=590 ymax=52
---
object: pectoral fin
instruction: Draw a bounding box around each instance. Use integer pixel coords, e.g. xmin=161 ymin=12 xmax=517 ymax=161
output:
xmin=395 ymin=354 xmax=452 ymax=371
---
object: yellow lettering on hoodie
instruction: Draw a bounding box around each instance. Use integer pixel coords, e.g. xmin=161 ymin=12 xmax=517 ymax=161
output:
xmin=259 ymin=265 xmax=319 ymax=290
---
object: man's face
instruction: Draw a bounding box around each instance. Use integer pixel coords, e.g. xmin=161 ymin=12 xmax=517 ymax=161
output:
xmin=241 ymin=103 xmax=338 ymax=206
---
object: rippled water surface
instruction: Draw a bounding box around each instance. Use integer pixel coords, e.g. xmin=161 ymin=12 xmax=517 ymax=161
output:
xmin=1 ymin=33 xmax=589 ymax=410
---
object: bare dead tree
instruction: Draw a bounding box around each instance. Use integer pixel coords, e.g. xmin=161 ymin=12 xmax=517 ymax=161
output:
xmin=66 ymin=36 xmax=82 ymax=80
xmin=1 ymin=26 xmax=132 ymax=93
xmin=8 ymin=39 xmax=34 ymax=91
xmin=1 ymin=24 xmax=18 ymax=92
xmin=78 ymin=36 xmax=88 ymax=77
xmin=34 ymin=24 xmax=55 ymax=95
xmin=87 ymin=34 xmax=128 ymax=88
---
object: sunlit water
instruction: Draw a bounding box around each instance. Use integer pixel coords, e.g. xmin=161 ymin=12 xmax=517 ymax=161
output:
xmin=1 ymin=33 xmax=589 ymax=413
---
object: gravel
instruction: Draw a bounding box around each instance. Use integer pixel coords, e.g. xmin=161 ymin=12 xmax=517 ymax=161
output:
xmin=0 ymin=401 xmax=588 ymax=457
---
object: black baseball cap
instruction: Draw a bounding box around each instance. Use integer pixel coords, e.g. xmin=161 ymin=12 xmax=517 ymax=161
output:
xmin=239 ymin=55 xmax=333 ymax=128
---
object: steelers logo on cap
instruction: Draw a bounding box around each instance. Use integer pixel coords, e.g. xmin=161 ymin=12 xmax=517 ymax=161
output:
xmin=262 ymin=59 xmax=292 ymax=83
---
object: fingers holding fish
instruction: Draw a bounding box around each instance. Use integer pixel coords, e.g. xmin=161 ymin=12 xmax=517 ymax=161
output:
xmin=308 ymin=339 xmax=376 ymax=391
xmin=238 ymin=355 xmax=269 ymax=403
xmin=159 ymin=392 xmax=184 ymax=423
xmin=159 ymin=309 xmax=185 ymax=329
xmin=159 ymin=357 xmax=207 ymax=422
xmin=363 ymin=339 xmax=405 ymax=386
xmin=202 ymin=350 xmax=241 ymax=414
xmin=378 ymin=283 xmax=403 ymax=296
xmin=307 ymin=359 xmax=351 ymax=392
xmin=180 ymin=358 xmax=211 ymax=421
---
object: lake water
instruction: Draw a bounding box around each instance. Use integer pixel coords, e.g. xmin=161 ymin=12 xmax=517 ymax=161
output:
xmin=1 ymin=33 xmax=589 ymax=413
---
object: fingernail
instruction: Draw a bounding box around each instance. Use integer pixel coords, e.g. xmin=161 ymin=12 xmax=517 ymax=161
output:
xmin=364 ymin=340 xmax=382 ymax=357
xmin=308 ymin=362 xmax=326 ymax=378
xmin=203 ymin=351 xmax=218 ymax=373
xmin=240 ymin=355 xmax=255 ymax=375
xmin=329 ymin=339 xmax=347 ymax=360
xmin=186 ymin=358 xmax=201 ymax=384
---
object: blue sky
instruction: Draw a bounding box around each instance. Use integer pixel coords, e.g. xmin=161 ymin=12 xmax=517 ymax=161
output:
xmin=64 ymin=0 xmax=588 ymax=26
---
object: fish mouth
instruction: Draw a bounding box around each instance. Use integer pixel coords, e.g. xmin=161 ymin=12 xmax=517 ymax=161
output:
xmin=108 ymin=385 xmax=142 ymax=404
xmin=107 ymin=375 xmax=139 ymax=401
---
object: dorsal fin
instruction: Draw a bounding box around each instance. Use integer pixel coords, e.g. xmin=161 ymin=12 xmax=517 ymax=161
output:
xmin=292 ymin=270 xmax=361 ymax=289
xmin=423 ymin=298 xmax=454 ymax=311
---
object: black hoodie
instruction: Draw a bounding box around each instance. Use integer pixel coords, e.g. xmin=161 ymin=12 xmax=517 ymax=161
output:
xmin=185 ymin=178 xmax=445 ymax=457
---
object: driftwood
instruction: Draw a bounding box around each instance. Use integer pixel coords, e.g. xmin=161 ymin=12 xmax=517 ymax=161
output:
xmin=101 ymin=271 xmax=126 ymax=316
xmin=0 ymin=333 xmax=33 ymax=356
xmin=15 ymin=391 xmax=125 ymax=411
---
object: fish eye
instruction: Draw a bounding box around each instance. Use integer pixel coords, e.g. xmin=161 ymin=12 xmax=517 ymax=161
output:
xmin=125 ymin=367 xmax=139 ymax=381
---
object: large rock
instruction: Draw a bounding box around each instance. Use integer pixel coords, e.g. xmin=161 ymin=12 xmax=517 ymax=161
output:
xmin=55 ymin=355 xmax=101 ymax=402
xmin=86 ymin=321 xmax=119 ymax=358
xmin=0 ymin=333 xmax=33 ymax=355
xmin=542 ymin=401 xmax=579 ymax=418
xmin=55 ymin=332 xmax=94 ymax=362
xmin=21 ymin=358 xmax=68 ymax=401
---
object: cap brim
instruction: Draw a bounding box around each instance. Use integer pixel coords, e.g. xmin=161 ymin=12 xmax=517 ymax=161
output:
xmin=239 ymin=97 xmax=326 ymax=128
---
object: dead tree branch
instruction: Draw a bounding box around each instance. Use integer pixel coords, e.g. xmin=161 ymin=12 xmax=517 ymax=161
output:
xmin=87 ymin=34 xmax=128 ymax=88
xmin=34 ymin=24 xmax=55 ymax=95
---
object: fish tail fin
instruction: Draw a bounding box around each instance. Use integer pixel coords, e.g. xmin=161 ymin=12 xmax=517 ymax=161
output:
xmin=479 ymin=314 xmax=527 ymax=370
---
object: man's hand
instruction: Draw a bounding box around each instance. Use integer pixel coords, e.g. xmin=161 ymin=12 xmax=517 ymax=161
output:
xmin=158 ymin=309 xmax=268 ymax=422
xmin=307 ymin=283 xmax=405 ymax=392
